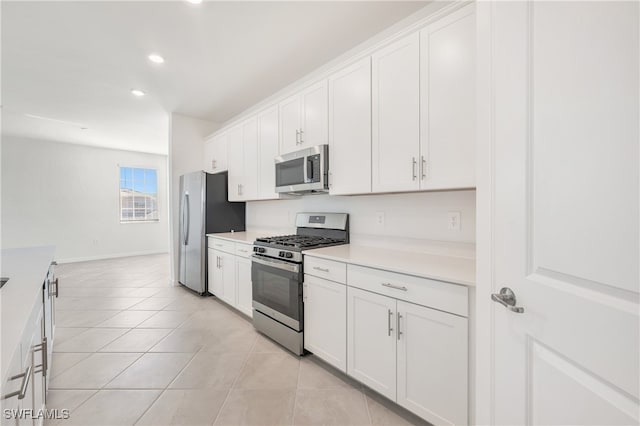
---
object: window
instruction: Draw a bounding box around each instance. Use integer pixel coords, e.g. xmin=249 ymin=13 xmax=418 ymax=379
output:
xmin=119 ymin=167 xmax=159 ymax=222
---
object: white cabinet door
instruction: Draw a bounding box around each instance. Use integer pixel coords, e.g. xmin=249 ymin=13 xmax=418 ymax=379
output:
xmin=257 ymin=106 xmax=279 ymax=200
xmin=241 ymin=118 xmax=259 ymax=200
xmin=235 ymin=256 xmax=253 ymax=318
xmin=208 ymin=249 xmax=223 ymax=297
xmin=226 ymin=125 xmax=243 ymax=202
xmin=396 ymin=300 xmax=468 ymax=426
xmin=279 ymin=94 xmax=301 ymax=155
xmin=204 ymin=133 xmax=228 ymax=173
xmin=300 ymin=80 xmax=328 ymax=148
xmin=219 ymin=252 xmax=237 ymax=306
xmin=303 ymin=275 xmax=347 ymax=372
xmin=328 ymin=58 xmax=372 ymax=195
xmin=372 ymin=32 xmax=420 ymax=193
xmin=347 ymin=286 xmax=396 ymax=400
xmin=420 ymin=5 xmax=475 ymax=190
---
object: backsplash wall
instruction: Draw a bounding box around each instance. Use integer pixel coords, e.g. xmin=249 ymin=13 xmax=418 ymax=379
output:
xmin=246 ymin=190 xmax=476 ymax=254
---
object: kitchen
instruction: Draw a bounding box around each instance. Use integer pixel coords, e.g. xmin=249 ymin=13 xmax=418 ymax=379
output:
xmin=1 ymin=1 xmax=638 ymax=426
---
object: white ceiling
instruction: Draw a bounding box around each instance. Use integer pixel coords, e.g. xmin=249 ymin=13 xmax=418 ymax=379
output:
xmin=2 ymin=1 xmax=427 ymax=155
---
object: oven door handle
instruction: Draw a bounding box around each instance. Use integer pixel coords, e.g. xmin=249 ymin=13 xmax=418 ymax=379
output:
xmin=252 ymin=255 xmax=300 ymax=273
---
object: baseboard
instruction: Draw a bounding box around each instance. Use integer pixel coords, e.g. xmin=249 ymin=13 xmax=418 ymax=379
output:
xmin=56 ymin=250 xmax=169 ymax=264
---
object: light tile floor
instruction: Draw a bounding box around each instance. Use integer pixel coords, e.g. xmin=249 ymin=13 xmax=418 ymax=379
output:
xmin=46 ymin=254 xmax=429 ymax=426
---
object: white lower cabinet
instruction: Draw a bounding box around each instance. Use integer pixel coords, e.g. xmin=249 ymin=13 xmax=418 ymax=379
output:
xmin=346 ymin=286 xmax=468 ymax=425
xmin=208 ymin=238 xmax=252 ymax=318
xmin=346 ymin=287 xmax=397 ymax=400
xmin=303 ymin=274 xmax=346 ymax=372
xmin=235 ymin=256 xmax=253 ymax=317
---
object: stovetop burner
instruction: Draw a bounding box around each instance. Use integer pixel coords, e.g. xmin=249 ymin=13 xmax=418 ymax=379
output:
xmin=255 ymin=234 xmax=346 ymax=249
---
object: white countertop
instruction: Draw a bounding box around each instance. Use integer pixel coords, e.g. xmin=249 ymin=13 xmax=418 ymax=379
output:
xmin=206 ymin=230 xmax=278 ymax=244
xmin=1 ymin=246 xmax=56 ymax=376
xmin=303 ymin=244 xmax=475 ymax=287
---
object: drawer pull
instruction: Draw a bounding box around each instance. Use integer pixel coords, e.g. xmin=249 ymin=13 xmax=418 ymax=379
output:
xmin=215 ymin=244 xmax=223 ymax=247
xmin=238 ymin=249 xmax=248 ymax=253
xmin=2 ymin=365 xmax=32 ymax=400
xmin=312 ymin=267 xmax=330 ymax=273
xmin=381 ymin=282 xmax=408 ymax=291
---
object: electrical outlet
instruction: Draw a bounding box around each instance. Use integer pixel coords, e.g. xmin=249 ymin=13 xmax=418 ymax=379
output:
xmin=447 ymin=211 xmax=461 ymax=231
xmin=376 ymin=212 xmax=385 ymax=227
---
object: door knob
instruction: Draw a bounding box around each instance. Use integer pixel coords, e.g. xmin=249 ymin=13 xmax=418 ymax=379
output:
xmin=491 ymin=287 xmax=524 ymax=313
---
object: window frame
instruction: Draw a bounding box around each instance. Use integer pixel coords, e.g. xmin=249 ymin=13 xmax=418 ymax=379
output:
xmin=118 ymin=165 xmax=160 ymax=224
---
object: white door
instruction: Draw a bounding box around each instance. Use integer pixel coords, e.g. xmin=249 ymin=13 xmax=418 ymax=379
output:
xmin=220 ymin=252 xmax=237 ymax=307
xmin=279 ymin=94 xmax=301 ymax=155
xmin=208 ymin=249 xmax=223 ymax=297
xmin=346 ymin=286 xmax=397 ymax=400
xmin=328 ymin=57 xmax=372 ymax=195
xmin=396 ymin=300 xmax=467 ymax=426
xmin=257 ymin=106 xmax=279 ymax=200
xmin=420 ymin=5 xmax=475 ymax=190
xmin=241 ymin=117 xmax=258 ymax=200
xmin=300 ymin=80 xmax=328 ymax=148
xmin=485 ymin=2 xmax=639 ymax=425
xmin=303 ymin=275 xmax=347 ymax=372
xmin=372 ymin=32 xmax=420 ymax=193
xmin=235 ymin=256 xmax=253 ymax=317
xmin=226 ymin=125 xmax=243 ymax=202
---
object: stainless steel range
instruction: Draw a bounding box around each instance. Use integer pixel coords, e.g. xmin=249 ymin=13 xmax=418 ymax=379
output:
xmin=251 ymin=213 xmax=349 ymax=355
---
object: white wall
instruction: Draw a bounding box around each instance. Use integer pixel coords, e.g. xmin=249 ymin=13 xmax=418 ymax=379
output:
xmin=1 ymin=136 xmax=169 ymax=262
xmin=247 ymin=190 xmax=476 ymax=257
xmin=168 ymin=113 xmax=218 ymax=283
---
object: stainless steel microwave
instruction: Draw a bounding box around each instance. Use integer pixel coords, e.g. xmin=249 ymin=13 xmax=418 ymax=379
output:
xmin=274 ymin=144 xmax=329 ymax=194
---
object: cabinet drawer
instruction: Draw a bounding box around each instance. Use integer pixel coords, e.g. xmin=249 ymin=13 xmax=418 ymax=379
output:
xmin=235 ymin=242 xmax=252 ymax=258
xmin=304 ymin=256 xmax=346 ymax=284
xmin=208 ymin=238 xmax=235 ymax=254
xmin=347 ymin=265 xmax=468 ymax=317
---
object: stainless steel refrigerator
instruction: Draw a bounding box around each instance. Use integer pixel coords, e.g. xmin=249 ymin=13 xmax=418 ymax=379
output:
xmin=178 ymin=171 xmax=245 ymax=294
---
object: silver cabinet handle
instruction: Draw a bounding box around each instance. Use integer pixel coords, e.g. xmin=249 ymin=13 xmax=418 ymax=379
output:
xmin=237 ymin=184 xmax=242 ymax=196
xmin=33 ymin=337 xmax=48 ymax=374
xmin=212 ymin=159 xmax=217 ymax=170
xmin=215 ymin=243 xmax=223 ymax=247
xmin=238 ymin=249 xmax=248 ymax=253
xmin=2 ymin=365 xmax=32 ymax=400
xmin=381 ymin=282 xmax=408 ymax=292
xmin=412 ymin=157 xmax=417 ymax=180
xmin=312 ymin=267 xmax=329 ymax=273
xmin=397 ymin=313 xmax=403 ymax=340
xmin=50 ymin=278 xmax=59 ymax=298
xmin=491 ymin=287 xmax=524 ymax=313
xmin=299 ymin=129 xmax=304 ymax=145
xmin=328 ymin=171 xmax=333 ymax=188
xmin=387 ymin=309 xmax=393 ymax=336
xmin=296 ymin=129 xmax=300 ymax=145
xmin=421 ymin=156 xmax=427 ymax=179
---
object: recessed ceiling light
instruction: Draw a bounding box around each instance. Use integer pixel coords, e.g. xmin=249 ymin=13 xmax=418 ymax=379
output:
xmin=148 ymin=54 xmax=164 ymax=64
xmin=186 ymin=0 xmax=202 ymax=4
xmin=131 ymin=89 xmax=145 ymax=97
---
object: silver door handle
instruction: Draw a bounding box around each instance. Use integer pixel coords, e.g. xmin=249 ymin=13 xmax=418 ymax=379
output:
xmin=299 ymin=129 xmax=304 ymax=144
xmin=397 ymin=312 xmax=403 ymax=340
xmin=491 ymin=287 xmax=524 ymax=313
xmin=412 ymin=157 xmax=417 ymax=180
xmin=184 ymin=194 xmax=190 ymax=245
xmin=381 ymin=282 xmax=408 ymax=292
xmin=33 ymin=337 xmax=48 ymax=374
xmin=2 ymin=365 xmax=32 ymax=400
xmin=312 ymin=267 xmax=329 ymax=273
xmin=421 ymin=156 xmax=427 ymax=179
xmin=387 ymin=309 xmax=393 ymax=336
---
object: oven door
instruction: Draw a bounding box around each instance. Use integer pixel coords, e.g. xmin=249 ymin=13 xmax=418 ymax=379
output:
xmin=251 ymin=255 xmax=303 ymax=331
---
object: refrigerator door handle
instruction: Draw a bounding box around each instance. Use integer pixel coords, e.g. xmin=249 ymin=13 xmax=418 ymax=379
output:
xmin=184 ymin=193 xmax=190 ymax=245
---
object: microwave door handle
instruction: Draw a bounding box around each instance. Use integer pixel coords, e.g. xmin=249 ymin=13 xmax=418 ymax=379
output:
xmin=303 ymin=156 xmax=309 ymax=183
xmin=307 ymin=157 xmax=314 ymax=182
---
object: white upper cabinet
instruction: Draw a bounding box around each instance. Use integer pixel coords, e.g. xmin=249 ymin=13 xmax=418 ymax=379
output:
xmin=204 ymin=133 xmax=228 ymax=173
xmin=279 ymin=80 xmax=328 ymax=155
xmin=372 ymin=33 xmax=421 ymax=193
xmin=328 ymin=58 xmax=372 ymax=195
xmin=228 ymin=118 xmax=259 ymax=201
xmin=300 ymin=80 xmax=328 ymax=148
xmin=257 ymin=106 xmax=280 ymax=200
xmin=420 ymin=5 xmax=475 ymax=190
xmin=226 ymin=125 xmax=243 ymax=201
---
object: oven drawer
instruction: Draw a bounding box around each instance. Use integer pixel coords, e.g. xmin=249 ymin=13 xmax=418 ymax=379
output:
xmin=208 ymin=237 xmax=235 ymax=254
xmin=347 ymin=265 xmax=468 ymax=317
xmin=235 ymin=242 xmax=252 ymax=258
xmin=304 ymin=256 xmax=346 ymax=284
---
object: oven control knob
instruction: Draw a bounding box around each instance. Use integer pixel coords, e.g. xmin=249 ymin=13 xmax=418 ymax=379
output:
xmin=253 ymin=247 xmax=258 ymax=252
xmin=258 ymin=247 xmax=266 ymax=253
xmin=279 ymin=251 xmax=285 ymax=257
xmin=285 ymin=252 xmax=293 ymax=259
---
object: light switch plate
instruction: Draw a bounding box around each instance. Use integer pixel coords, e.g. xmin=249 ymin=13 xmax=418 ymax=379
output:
xmin=447 ymin=211 xmax=461 ymax=231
